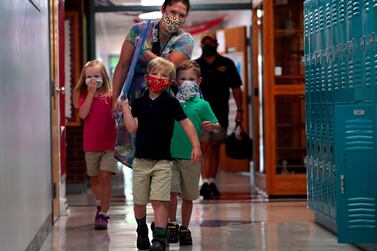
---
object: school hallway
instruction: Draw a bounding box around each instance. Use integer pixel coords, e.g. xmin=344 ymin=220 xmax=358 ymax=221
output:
xmin=39 ymin=166 xmax=359 ymax=251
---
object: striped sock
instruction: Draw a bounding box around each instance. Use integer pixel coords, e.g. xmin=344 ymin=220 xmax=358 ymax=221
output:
xmin=154 ymin=227 xmax=166 ymax=242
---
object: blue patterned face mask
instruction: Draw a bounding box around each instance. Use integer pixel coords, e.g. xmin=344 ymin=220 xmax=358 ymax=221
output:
xmin=176 ymin=80 xmax=202 ymax=102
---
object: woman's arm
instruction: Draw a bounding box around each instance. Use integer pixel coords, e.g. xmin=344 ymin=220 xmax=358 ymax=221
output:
xmin=112 ymin=40 xmax=135 ymax=107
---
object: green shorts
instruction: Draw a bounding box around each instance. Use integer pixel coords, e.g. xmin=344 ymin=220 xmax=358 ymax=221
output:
xmin=132 ymin=158 xmax=172 ymax=205
xmin=171 ymin=159 xmax=201 ymax=201
xmin=85 ymin=151 xmax=118 ymax=176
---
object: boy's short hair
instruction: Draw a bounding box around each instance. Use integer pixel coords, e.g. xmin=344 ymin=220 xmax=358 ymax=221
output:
xmin=176 ymin=60 xmax=201 ymax=78
xmin=147 ymin=57 xmax=176 ymax=81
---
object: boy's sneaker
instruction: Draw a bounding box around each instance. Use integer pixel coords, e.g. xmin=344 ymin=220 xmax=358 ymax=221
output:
xmin=166 ymin=223 xmax=179 ymax=243
xmin=209 ymin=183 xmax=220 ymax=197
xmin=199 ymin=182 xmax=211 ymax=199
xmin=137 ymin=227 xmax=150 ymax=250
xmin=149 ymin=239 xmax=165 ymax=251
xmin=95 ymin=214 xmax=110 ymax=230
xmin=179 ymin=226 xmax=192 ymax=246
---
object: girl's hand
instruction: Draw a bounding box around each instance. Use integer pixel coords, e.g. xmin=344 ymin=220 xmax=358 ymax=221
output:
xmin=87 ymin=80 xmax=97 ymax=96
xmin=201 ymin=121 xmax=213 ymax=132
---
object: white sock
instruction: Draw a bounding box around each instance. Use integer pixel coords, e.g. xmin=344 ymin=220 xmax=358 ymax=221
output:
xmin=203 ymin=179 xmax=209 ymax=184
xmin=99 ymin=211 xmax=108 ymax=216
xmin=169 ymin=220 xmax=178 ymax=225
xmin=208 ymin=178 xmax=215 ymax=184
xmin=96 ymin=200 xmax=101 ymax=206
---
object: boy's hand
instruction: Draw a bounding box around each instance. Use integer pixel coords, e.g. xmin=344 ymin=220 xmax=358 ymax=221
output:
xmin=121 ymin=98 xmax=130 ymax=112
xmin=191 ymin=145 xmax=202 ymax=165
xmin=201 ymin=121 xmax=213 ymax=132
xmin=88 ymin=80 xmax=97 ymax=96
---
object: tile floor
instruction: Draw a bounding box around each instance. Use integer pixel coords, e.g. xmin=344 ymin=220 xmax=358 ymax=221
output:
xmin=40 ymin=166 xmax=361 ymax=251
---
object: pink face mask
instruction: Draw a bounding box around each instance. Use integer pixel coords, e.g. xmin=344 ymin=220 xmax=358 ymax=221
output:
xmin=160 ymin=13 xmax=185 ymax=33
xmin=146 ymin=75 xmax=172 ymax=94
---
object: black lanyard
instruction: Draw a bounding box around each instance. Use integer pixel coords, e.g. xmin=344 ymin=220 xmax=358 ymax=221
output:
xmin=152 ymin=22 xmax=174 ymax=56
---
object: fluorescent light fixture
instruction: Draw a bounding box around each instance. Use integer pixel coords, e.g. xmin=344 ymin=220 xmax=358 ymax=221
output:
xmin=139 ymin=11 xmax=162 ymax=20
xmin=141 ymin=0 xmax=164 ymax=6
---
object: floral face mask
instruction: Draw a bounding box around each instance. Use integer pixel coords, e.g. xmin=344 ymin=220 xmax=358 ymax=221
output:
xmin=176 ymin=80 xmax=202 ymax=102
xmin=160 ymin=13 xmax=185 ymax=34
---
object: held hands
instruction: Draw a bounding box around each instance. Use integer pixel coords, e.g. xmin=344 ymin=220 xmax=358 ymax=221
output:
xmin=235 ymin=110 xmax=243 ymax=124
xmin=191 ymin=145 xmax=202 ymax=165
xmin=121 ymin=98 xmax=131 ymax=113
xmin=201 ymin=121 xmax=213 ymax=132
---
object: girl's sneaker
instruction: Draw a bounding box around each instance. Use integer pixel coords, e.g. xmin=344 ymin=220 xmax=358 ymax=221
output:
xmin=95 ymin=214 xmax=110 ymax=230
xmin=179 ymin=226 xmax=192 ymax=246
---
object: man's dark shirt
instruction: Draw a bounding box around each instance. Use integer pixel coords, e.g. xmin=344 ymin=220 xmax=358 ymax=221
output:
xmin=131 ymin=91 xmax=187 ymax=160
xmin=196 ymin=54 xmax=242 ymax=128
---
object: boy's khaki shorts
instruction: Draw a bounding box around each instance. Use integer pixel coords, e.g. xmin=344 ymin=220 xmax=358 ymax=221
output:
xmin=85 ymin=151 xmax=118 ymax=176
xmin=132 ymin=158 xmax=172 ymax=205
xmin=171 ymin=159 xmax=201 ymax=201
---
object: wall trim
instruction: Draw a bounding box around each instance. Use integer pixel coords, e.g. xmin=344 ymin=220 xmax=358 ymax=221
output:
xmin=25 ymin=214 xmax=53 ymax=251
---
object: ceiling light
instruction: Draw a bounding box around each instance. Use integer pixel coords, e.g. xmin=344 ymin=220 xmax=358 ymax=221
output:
xmin=140 ymin=0 xmax=164 ymax=6
xmin=139 ymin=11 xmax=162 ymax=20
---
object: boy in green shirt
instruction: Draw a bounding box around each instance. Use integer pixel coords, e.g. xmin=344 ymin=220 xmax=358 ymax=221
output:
xmin=168 ymin=60 xmax=220 ymax=245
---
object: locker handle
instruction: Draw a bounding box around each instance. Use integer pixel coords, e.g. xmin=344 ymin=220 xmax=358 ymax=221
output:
xmin=370 ymin=33 xmax=375 ymax=50
xmin=360 ymin=36 xmax=366 ymax=53
xmin=340 ymin=175 xmax=345 ymax=194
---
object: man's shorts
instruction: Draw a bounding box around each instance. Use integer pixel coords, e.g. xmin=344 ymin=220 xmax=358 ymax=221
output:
xmin=200 ymin=127 xmax=227 ymax=144
xmin=85 ymin=151 xmax=118 ymax=176
xmin=132 ymin=158 xmax=172 ymax=205
xmin=171 ymin=159 xmax=201 ymax=201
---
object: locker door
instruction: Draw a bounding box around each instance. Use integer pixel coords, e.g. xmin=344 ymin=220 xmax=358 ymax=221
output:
xmin=335 ymin=104 xmax=377 ymax=243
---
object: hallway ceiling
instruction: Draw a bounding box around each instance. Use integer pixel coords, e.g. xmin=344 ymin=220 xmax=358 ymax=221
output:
xmin=95 ymin=0 xmax=252 ymax=5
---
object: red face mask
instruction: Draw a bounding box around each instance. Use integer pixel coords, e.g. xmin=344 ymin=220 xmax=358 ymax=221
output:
xmin=146 ymin=75 xmax=172 ymax=94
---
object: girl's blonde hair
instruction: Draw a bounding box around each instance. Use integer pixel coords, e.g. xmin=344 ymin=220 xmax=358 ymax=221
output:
xmin=73 ymin=60 xmax=111 ymax=107
xmin=146 ymin=57 xmax=176 ymax=81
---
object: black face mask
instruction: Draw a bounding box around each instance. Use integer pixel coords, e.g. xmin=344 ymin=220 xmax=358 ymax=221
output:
xmin=202 ymin=45 xmax=217 ymax=56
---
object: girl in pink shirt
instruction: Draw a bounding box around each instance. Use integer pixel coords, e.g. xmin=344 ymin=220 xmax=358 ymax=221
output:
xmin=74 ymin=60 xmax=117 ymax=230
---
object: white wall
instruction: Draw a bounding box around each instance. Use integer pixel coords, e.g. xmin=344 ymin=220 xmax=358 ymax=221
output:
xmin=0 ymin=1 xmax=52 ymax=250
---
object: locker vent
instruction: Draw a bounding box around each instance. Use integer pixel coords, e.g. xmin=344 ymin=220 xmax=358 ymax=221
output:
xmin=373 ymin=0 xmax=377 ymax=8
xmin=319 ymin=7 xmax=325 ymax=30
xmin=332 ymin=0 xmax=338 ymax=24
xmin=352 ymin=0 xmax=361 ymax=15
xmin=364 ymin=0 xmax=370 ymax=11
xmin=316 ymin=66 xmax=321 ymax=94
xmin=347 ymin=197 xmax=377 ymax=229
xmin=327 ymin=64 xmax=333 ymax=92
xmin=374 ymin=54 xmax=377 ymax=72
xmin=305 ymin=13 xmax=309 ymax=34
xmin=354 ymin=60 xmax=362 ymax=88
xmin=314 ymin=9 xmax=319 ymax=32
xmin=311 ymin=68 xmax=315 ymax=95
xmin=365 ymin=57 xmax=372 ymax=86
xmin=347 ymin=0 xmax=353 ymax=19
xmin=345 ymin=119 xmax=374 ymax=151
xmin=326 ymin=4 xmax=332 ymax=28
xmin=348 ymin=61 xmax=354 ymax=89
xmin=339 ymin=0 xmax=346 ymax=22
xmin=334 ymin=64 xmax=340 ymax=91
xmin=321 ymin=66 xmax=326 ymax=92
xmin=309 ymin=11 xmax=314 ymax=34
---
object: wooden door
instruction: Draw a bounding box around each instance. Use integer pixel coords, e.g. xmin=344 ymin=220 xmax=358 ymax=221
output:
xmin=50 ymin=0 xmax=66 ymax=220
